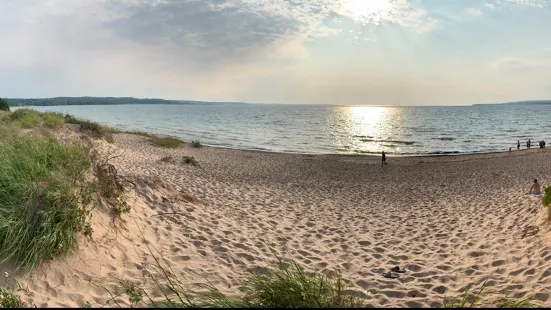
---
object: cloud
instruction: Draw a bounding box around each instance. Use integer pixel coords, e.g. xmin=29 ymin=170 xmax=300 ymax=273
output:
xmin=504 ymin=0 xmax=549 ymax=8
xmin=0 ymin=0 xmax=439 ymax=78
xmin=466 ymin=8 xmax=484 ymax=16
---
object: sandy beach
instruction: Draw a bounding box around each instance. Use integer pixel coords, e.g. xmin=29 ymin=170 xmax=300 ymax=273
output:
xmin=12 ymin=132 xmax=551 ymax=307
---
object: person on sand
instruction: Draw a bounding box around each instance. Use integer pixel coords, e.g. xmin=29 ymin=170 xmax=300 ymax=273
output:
xmin=517 ymin=140 xmax=520 ymax=151
xmin=381 ymin=151 xmax=388 ymax=166
xmin=527 ymin=139 xmax=531 ymax=150
xmin=540 ymin=141 xmax=544 ymax=152
xmin=528 ymin=179 xmax=541 ymax=196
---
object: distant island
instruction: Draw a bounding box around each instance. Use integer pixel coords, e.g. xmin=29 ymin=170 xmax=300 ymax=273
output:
xmin=473 ymin=100 xmax=551 ymax=106
xmin=5 ymin=97 xmax=246 ymax=107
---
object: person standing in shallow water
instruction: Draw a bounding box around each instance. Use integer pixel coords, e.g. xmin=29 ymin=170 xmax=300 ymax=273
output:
xmin=517 ymin=140 xmax=520 ymax=151
xmin=381 ymin=151 xmax=388 ymax=166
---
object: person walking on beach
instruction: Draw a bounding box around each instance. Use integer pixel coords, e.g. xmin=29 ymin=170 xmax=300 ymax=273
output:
xmin=517 ymin=140 xmax=520 ymax=151
xmin=539 ymin=141 xmax=544 ymax=152
xmin=381 ymin=151 xmax=388 ymax=166
xmin=527 ymin=139 xmax=531 ymax=150
xmin=529 ymin=179 xmax=541 ymax=196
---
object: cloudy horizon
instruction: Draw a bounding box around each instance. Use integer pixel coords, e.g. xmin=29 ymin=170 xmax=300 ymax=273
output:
xmin=1 ymin=0 xmax=550 ymax=106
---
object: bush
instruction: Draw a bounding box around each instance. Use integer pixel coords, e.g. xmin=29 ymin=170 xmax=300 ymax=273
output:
xmin=543 ymin=186 xmax=551 ymax=207
xmin=149 ymin=137 xmax=182 ymax=148
xmin=0 ymin=99 xmax=10 ymax=112
xmin=90 ymin=151 xmax=132 ymax=219
xmin=191 ymin=140 xmax=202 ymax=148
xmin=182 ymin=156 xmax=199 ymax=166
xmin=11 ymin=108 xmax=42 ymax=129
xmin=0 ymin=137 xmax=93 ymax=270
xmin=42 ymin=112 xmax=65 ymax=128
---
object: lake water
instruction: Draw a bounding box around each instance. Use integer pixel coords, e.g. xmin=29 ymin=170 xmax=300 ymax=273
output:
xmin=26 ymin=104 xmax=551 ymax=156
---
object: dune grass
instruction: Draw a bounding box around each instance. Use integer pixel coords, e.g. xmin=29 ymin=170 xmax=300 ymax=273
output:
xmin=0 ymin=137 xmax=93 ymax=270
xmin=191 ymin=140 xmax=202 ymax=148
xmin=107 ymin=235 xmax=368 ymax=308
xmin=542 ymin=186 xmax=551 ymax=207
xmin=149 ymin=137 xmax=183 ymax=148
xmin=42 ymin=112 xmax=65 ymax=128
xmin=182 ymin=156 xmax=199 ymax=166
xmin=442 ymin=281 xmax=536 ymax=308
xmin=0 ymin=287 xmax=26 ymax=308
xmin=11 ymin=108 xmax=43 ymax=129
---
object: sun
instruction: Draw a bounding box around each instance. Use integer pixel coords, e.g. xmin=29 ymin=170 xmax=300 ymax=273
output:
xmin=343 ymin=0 xmax=393 ymax=22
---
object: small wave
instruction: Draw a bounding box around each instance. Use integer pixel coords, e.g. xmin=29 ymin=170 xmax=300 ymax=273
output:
xmin=463 ymin=140 xmax=473 ymax=143
xmin=353 ymin=135 xmax=374 ymax=139
xmin=359 ymin=139 xmax=415 ymax=145
xmin=427 ymin=151 xmax=461 ymax=155
xmin=432 ymin=137 xmax=455 ymax=141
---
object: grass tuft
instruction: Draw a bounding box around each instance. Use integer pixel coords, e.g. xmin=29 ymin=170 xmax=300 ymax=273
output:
xmin=106 ymin=228 xmax=369 ymax=308
xmin=42 ymin=112 xmax=65 ymax=128
xmin=182 ymin=156 xmax=199 ymax=166
xmin=191 ymin=140 xmax=202 ymax=148
xmin=11 ymin=108 xmax=42 ymax=129
xmin=0 ymin=137 xmax=93 ymax=270
xmin=0 ymin=287 xmax=26 ymax=308
xmin=543 ymin=186 xmax=551 ymax=207
xmin=63 ymin=114 xmax=119 ymax=141
xmin=149 ymin=137 xmax=183 ymax=148
xmin=442 ymin=281 xmax=537 ymax=308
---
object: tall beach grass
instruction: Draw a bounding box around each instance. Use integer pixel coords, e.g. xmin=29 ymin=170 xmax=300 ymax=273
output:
xmin=0 ymin=137 xmax=93 ymax=270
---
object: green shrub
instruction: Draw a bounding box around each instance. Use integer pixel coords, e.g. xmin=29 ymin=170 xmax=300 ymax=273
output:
xmin=0 ymin=137 xmax=92 ymax=270
xmin=42 ymin=112 xmax=66 ymax=128
xmin=0 ymin=99 xmax=10 ymax=112
xmin=543 ymin=186 xmax=551 ymax=207
xmin=0 ymin=288 xmax=26 ymax=308
xmin=191 ymin=140 xmax=202 ymax=148
xmin=149 ymin=137 xmax=182 ymax=148
xmin=11 ymin=108 xmax=42 ymax=129
xmin=182 ymin=156 xmax=199 ymax=166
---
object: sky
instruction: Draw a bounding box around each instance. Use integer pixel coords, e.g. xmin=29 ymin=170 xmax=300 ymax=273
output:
xmin=0 ymin=0 xmax=550 ymax=106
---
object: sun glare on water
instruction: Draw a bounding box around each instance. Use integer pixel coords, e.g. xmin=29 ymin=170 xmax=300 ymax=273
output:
xmin=343 ymin=0 xmax=394 ymax=24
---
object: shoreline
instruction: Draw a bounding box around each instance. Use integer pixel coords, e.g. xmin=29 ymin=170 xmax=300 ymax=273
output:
xmin=124 ymin=128 xmax=543 ymax=161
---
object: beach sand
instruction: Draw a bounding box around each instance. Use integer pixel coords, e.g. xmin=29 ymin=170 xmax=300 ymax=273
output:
xmin=12 ymin=132 xmax=551 ymax=307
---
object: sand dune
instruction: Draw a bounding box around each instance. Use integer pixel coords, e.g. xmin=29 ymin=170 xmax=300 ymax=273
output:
xmin=12 ymin=133 xmax=551 ymax=307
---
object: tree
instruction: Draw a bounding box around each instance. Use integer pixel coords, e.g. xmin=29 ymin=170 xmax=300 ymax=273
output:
xmin=0 ymin=98 xmax=10 ymax=112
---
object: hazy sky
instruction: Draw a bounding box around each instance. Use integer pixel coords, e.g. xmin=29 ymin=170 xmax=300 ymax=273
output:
xmin=1 ymin=0 xmax=550 ymax=105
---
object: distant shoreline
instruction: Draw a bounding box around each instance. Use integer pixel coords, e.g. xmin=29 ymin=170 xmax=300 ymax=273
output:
xmin=6 ymin=96 xmax=551 ymax=107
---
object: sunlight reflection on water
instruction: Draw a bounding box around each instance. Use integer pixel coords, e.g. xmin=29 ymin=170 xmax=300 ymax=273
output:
xmin=329 ymin=106 xmax=408 ymax=154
